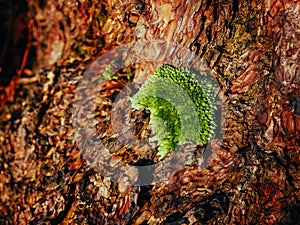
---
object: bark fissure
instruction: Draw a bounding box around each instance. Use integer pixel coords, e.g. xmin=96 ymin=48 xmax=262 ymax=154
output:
xmin=0 ymin=0 xmax=299 ymax=224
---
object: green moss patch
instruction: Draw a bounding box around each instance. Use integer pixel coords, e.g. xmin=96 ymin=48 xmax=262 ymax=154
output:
xmin=130 ymin=65 xmax=217 ymax=159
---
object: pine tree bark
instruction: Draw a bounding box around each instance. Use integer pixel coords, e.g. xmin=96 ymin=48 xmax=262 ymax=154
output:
xmin=0 ymin=0 xmax=299 ymax=224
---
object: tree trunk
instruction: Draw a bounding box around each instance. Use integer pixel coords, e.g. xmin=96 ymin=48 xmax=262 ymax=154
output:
xmin=0 ymin=0 xmax=300 ymax=224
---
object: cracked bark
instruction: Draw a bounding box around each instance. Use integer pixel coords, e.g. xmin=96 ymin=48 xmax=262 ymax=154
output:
xmin=0 ymin=0 xmax=299 ymax=224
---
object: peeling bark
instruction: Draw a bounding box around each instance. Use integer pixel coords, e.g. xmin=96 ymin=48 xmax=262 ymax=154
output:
xmin=0 ymin=0 xmax=299 ymax=224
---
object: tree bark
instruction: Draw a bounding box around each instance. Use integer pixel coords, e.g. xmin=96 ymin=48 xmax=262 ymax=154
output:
xmin=0 ymin=0 xmax=300 ymax=224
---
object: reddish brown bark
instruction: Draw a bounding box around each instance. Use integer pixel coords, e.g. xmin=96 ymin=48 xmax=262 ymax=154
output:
xmin=0 ymin=0 xmax=299 ymax=224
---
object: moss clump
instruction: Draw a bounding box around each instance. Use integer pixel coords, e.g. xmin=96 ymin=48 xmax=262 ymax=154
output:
xmin=131 ymin=65 xmax=217 ymax=159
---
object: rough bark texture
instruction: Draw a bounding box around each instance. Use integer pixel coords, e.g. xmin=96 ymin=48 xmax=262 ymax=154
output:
xmin=0 ymin=0 xmax=300 ymax=224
